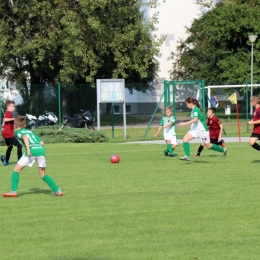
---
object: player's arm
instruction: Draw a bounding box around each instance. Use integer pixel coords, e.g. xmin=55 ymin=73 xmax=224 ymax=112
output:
xmin=165 ymin=122 xmax=173 ymax=129
xmin=179 ymin=118 xmax=198 ymax=126
xmin=22 ymin=135 xmax=31 ymax=156
xmin=3 ymin=118 xmax=15 ymax=122
xmin=218 ymin=123 xmax=224 ymax=140
xmin=248 ymin=119 xmax=260 ymax=125
xmin=154 ymin=126 xmax=163 ymax=137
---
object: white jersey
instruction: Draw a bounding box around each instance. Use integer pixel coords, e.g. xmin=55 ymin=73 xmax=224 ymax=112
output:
xmin=160 ymin=116 xmax=176 ymax=135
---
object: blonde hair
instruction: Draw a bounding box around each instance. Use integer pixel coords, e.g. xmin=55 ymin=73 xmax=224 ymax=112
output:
xmin=165 ymin=106 xmax=173 ymax=112
xmin=14 ymin=116 xmax=26 ymax=128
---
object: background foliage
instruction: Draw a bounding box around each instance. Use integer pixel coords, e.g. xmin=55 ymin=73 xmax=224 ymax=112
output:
xmin=170 ymin=0 xmax=260 ymax=86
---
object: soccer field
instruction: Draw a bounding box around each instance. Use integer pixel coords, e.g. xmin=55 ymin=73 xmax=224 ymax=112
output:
xmin=1 ymin=142 xmax=260 ymax=260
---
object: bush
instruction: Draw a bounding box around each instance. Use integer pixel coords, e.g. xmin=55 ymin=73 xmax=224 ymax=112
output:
xmin=0 ymin=126 xmax=108 ymax=145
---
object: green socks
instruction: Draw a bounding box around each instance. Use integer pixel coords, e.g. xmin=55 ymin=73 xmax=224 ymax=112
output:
xmin=42 ymin=175 xmax=59 ymax=192
xmin=11 ymin=171 xmax=19 ymax=191
xmin=167 ymin=144 xmax=174 ymax=155
xmin=183 ymin=142 xmax=190 ymax=157
xmin=211 ymin=144 xmax=224 ymax=153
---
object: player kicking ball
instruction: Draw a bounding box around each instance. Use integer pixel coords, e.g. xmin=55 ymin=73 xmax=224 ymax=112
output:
xmin=2 ymin=116 xmax=63 ymax=198
xmin=178 ymin=97 xmax=227 ymax=161
xmin=194 ymin=107 xmax=226 ymax=158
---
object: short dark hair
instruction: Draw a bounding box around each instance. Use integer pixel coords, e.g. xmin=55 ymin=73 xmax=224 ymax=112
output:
xmin=208 ymin=107 xmax=216 ymax=113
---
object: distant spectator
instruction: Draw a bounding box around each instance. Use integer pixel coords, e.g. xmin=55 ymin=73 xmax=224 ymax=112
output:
xmin=210 ymin=95 xmax=219 ymax=108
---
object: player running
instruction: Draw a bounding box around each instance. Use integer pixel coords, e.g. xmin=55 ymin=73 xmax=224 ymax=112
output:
xmin=248 ymin=95 xmax=260 ymax=152
xmin=178 ymin=97 xmax=227 ymax=161
xmin=194 ymin=107 xmax=226 ymax=158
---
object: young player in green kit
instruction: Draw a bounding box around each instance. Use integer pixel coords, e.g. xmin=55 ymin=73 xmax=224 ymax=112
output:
xmin=178 ymin=97 xmax=227 ymax=161
xmin=154 ymin=106 xmax=177 ymax=157
xmin=2 ymin=116 xmax=63 ymax=198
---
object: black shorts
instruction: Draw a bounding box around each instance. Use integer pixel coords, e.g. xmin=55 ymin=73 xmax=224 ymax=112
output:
xmin=4 ymin=137 xmax=21 ymax=147
xmin=210 ymin=138 xmax=218 ymax=144
xmin=250 ymin=133 xmax=260 ymax=140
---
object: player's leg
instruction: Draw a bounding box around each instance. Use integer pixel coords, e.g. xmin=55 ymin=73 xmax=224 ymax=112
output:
xmin=249 ymin=134 xmax=260 ymax=151
xmin=217 ymin=139 xmax=226 ymax=148
xmin=168 ymin=135 xmax=177 ymax=157
xmin=203 ymin=133 xmax=227 ymax=158
xmin=38 ymin=157 xmax=63 ymax=196
xmin=2 ymin=161 xmax=25 ymax=198
xmin=164 ymin=139 xmax=169 ymax=156
xmin=194 ymin=143 xmax=205 ymax=158
xmin=11 ymin=137 xmax=23 ymax=160
xmin=180 ymin=131 xmax=196 ymax=161
xmin=4 ymin=138 xmax=14 ymax=165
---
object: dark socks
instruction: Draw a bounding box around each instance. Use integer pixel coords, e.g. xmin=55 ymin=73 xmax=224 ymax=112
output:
xmin=252 ymin=143 xmax=260 ymax=151
xmin=5 ymin=145 xmax=13 ymax=163
xmin=197 ymin=145 xmax=204 ymax=155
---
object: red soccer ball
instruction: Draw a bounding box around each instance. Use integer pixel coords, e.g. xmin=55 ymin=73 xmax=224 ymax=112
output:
xmin=110 ymin=154 xmax=120 ymax=163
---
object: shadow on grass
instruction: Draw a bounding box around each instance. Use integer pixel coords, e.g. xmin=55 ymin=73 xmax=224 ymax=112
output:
xmin=18 ymin=188 xmax=53 ymax=197
xmin=251 ymin=160 xmax=260 ymax=163
xmin=193 ymin=160 xmax=210 ymax=163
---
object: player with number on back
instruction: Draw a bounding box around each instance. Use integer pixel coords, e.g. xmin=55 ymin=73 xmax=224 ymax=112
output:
xmin=154 ymin=106 xmax=177 ymax=157
xmin=178 ymin=97 xmax=227 ymax=161
xmin=2 ymin=116 xmax=63 ymax=198
xmin=194 ymin=107 xmax=226 ymax=158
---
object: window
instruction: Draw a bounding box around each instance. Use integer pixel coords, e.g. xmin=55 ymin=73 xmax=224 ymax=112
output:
xmin=114 ymin=105 xmax=120 ymax=114
xmin=126 ymin=105 xmax=131 ymax=114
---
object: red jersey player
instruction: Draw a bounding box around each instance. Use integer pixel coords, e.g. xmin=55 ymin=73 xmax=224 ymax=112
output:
xmin=194 ymin=107 xmax=226 ymax=158
xmin=248 ymin=96 xmax=260 ymax=151
xmin=1 ymin=100 xmax=22 ymax=165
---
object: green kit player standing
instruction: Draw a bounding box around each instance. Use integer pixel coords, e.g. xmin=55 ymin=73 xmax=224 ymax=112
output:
xmin=2 ymin=116 xmax=63 ymax=198
xmin=154 ymin=106 xmax=177 ymax=157
xmin=178 ymin=97 xmax=227 ymax=161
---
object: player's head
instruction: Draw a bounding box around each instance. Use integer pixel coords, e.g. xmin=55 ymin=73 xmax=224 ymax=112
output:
xmin=5 ymin=100 xmax=15 ymax=111
xmin=207 ymin=107 xmax=216 ymax=118
xmin=14 ymin=116 xmax=26 ymax=129
xmin=250 ymin=95 xmax=260 ymax=106
xmin=185 ymin=97 xmax=203 ymax=112
xmin=165 ymin=106 xmax=173 ymax=117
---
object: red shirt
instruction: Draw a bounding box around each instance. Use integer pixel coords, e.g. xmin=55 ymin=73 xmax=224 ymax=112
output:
xmin=253 ymin=107 xmax=260 ymax=134
xmin=207 ymin=115 xmax=222 ymax=139
xmin=2 ymin=110 xmax=14 ymax=138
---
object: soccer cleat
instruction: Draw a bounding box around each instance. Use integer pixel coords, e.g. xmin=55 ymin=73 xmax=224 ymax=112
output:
xmin=179 ymin=156 xmax=190 ymax=161
xmin=1 ymin=155 xmax=6 ymax=166
xmin=54 ymin=189 xmax=63 ymax=196
xmin=164 ymin=150 xmax=168 ymax=157
xmin=2 ymin=191 xmax=18 ymax=198
xmin=4 ymin=162 xmax=11 ymax=166
xmin=222 ymin=148 xmax=227 ymax=159
xmin=194 ymin=155 xmax=200 ymax=159
xmin=169 ymin=154 xmax=175 ymax=157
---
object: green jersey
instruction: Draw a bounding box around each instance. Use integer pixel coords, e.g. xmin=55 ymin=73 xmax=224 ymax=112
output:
xmin=160 ymin=116 xmax=176 ymax=135
xmin=190 ymin=106 xmax=208 ymax=132
xmin=15 ymin=128 xmax=45 ymax=156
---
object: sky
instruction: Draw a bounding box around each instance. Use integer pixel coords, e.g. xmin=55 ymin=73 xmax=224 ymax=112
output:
xmin=144 ymin=0 xmax=202 ymax=79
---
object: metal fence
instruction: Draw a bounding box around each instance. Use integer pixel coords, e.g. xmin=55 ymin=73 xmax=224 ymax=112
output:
xmin=0 ymin=82 xmax=255 ymax=130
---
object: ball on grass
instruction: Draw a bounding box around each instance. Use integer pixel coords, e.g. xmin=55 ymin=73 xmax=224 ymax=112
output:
xmin=110 ymin=154 xmax=120 ymax=163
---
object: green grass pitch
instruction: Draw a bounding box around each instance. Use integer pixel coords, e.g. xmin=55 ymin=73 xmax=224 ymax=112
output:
xmin=1 ymin=142 xmax=260 ymax=260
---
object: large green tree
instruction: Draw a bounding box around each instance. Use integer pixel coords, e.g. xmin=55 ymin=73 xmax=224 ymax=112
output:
xmin=170 ymin=0 xmax=260 ymax=85
xmin=0 ymin=0 xmax=163 ymax=87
